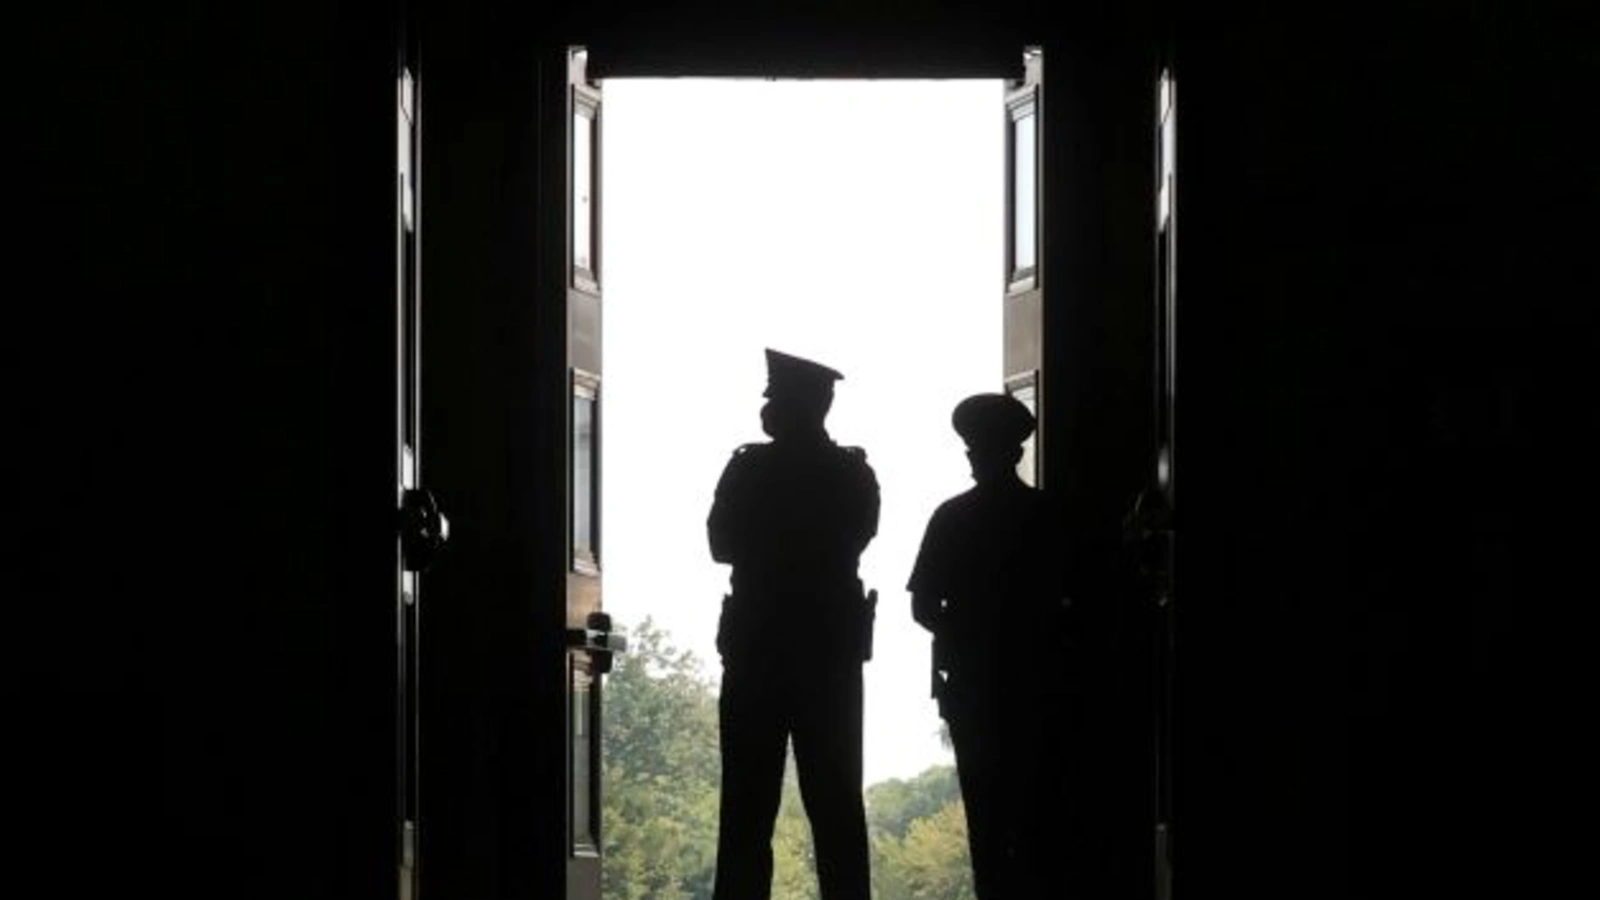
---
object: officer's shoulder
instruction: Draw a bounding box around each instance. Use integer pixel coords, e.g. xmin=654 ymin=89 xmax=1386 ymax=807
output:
xmin=719 ymin=443 xmax=769 ymax=483
xmin=835 ymin=444 xmax=875 ymax=471
xmin=919 ymin=494 xmax=968 ymax=539
xmin=937 ymin=487 xmax=982 ymax=518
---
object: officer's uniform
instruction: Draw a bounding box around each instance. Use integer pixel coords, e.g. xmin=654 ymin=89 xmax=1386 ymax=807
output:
xmin=708 ymin=350 xmax=879 ymax=900
xmin=907 ymin=393 xmax=1066 ymax=900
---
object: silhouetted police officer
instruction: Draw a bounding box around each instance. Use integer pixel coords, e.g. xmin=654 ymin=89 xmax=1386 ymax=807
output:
xmin=708 ymin=349 xmax=880 ymax=900
xmin=908 ymin=393 xmax=1068 ymax=900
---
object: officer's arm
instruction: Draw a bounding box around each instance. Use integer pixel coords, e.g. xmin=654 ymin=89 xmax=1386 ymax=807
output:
xmin=851 ymin=452 xmax=881 ymax=556
xmin=707 ymin=451 xmax=746 ymax=564
xmin=907 ymin=507 xmax=948 ymax=632
xmin=911 ymin=591 xmax=942 ymax=632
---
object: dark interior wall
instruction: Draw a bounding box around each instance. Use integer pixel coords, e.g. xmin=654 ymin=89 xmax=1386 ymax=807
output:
xmin=16 ymin=6 xmax=173 ymax=890
xmin=1173 ymin=6 xmax=1524 ymax=897
xmin=21 ymin=4 xmax=400 ymax=898
xmin=158 ymin=6 xmax=401 ymax=898
xmin=1176 ymin=13 xmax=1363 ymax=896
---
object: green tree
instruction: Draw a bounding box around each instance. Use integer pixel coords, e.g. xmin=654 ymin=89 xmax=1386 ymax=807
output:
xmin=602 ymin=618 xmax=820 ymax=900
xmin=602 ymin=618 xmax=722 ymax=900
xmin=866 ymin=765 xmax=963 ymax=839
xmin=868 ymin=767 xmax=973 ymax=900
xmin=882 ymin=801 xmax=975 ymax=900
xmin=771 ymin=778 xmax=822 ymax=900
xmin=602 ymin=618 xmax=972 ymax=900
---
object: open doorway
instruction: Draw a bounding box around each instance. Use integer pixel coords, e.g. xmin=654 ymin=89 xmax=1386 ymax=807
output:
xmin=592 ymin=76 xmax=1006 ymax=900
xmin=414 ymin=25 xmax=1165 ymax=900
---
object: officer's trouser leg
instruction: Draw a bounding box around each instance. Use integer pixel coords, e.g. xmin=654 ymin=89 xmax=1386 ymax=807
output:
xmin=950 ymin=710 xmax=1008 ymax=900
xmin=791 ymin=665 xmax=869 ymax=900
xmin=714 ymin=667 xmax=789 ymax=900
xmin=951 ymin=700 xmax=1047 ymax=900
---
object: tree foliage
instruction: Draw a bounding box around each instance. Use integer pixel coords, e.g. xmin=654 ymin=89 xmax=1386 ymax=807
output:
xmin=601 ymin=617 xmax=723 ymax=900
xmin=867 ymin=767 xmax=972 ymax=900
xmin=602 ymin=618 xmax=973 ymax=900
xmin=865 ymin=766 xmax=963 ymax=839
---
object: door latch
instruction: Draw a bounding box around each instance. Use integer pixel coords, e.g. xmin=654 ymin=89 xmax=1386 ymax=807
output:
xmin=1123 ymin=486 xmax=1173 ymax=605
xmin=398 ymin=488 xmax=450 ymax=573
xmin=567 ymin=611 xmax=628 ymax=674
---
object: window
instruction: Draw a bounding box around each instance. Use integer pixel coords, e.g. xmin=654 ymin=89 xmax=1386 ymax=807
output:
xmin=569 ymin=660 xmax=599 ymax=856
xmin=1157 ymin=70 xmax=1175 ymax=232
xmin=1011 ymin=107 xmax=1036 ymax=273
xmin=572 ymin=370 xmax=600 ymax=574
xmin=572 ymin=82 xmax=601 ymax=293
xmin=1006 ymin=84 xmax=1039 ymax=292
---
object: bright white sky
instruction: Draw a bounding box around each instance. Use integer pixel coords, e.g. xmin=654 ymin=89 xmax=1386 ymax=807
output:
xmin=601 ymin=78 xmax=1004 ymax=785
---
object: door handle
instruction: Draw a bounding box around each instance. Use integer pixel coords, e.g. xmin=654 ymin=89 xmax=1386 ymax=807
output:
xmin=398 ymin=488 xmax=451 ymax=573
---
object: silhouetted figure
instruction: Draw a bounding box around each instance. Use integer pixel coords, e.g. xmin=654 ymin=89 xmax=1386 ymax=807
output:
xmin=908 ymin=393 xmax=1068 ymax=900
xmin=708 ymin=349 xmax=880 ymax=900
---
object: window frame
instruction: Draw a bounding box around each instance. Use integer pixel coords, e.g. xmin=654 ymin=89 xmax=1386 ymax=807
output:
xmin=1005 ymin=80 xmax=1040 ymax=295
xmin=570 ymin=368 xmax=601 ymax=575
xmin=571 ymin=78 xmax=602 ymax=295
xmin=566 ymin=656 xmax=601 ymax=858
